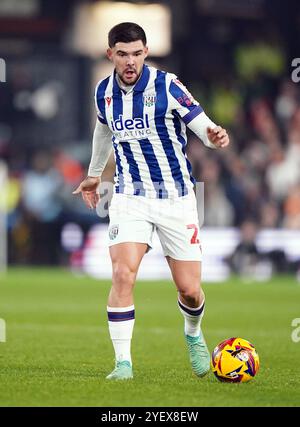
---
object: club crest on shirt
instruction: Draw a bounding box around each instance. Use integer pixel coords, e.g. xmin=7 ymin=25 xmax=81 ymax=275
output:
xmin=109 ymin=224 xmax=119 ymax=240
xmin=143 ymin=93 xmax=157 ymax=107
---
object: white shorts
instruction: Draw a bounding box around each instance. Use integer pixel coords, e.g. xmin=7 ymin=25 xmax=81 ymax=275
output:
xmin=108 ymin=193 xmax=202 ymax=261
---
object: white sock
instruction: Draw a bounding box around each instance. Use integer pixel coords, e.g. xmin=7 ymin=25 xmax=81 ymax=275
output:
xmin=178 ymin=298 xmax=205 ymax=337
xmin=107 ymin=305 xmax=135 ymax=365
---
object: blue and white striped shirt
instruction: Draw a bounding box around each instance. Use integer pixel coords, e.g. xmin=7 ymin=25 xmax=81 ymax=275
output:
xmin=95 ymin=65 xmax=205 ymax=199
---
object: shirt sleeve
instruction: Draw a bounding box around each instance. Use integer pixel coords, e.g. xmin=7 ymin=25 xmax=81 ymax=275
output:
xmin=88 ymin=120 xmax=113 ymax=177
xmin=168 ymin=76 xmax=203 ymax=125
xmin=187 ymin=111 xmax=218 ymax=149
xmin=94 ymin=80 xmax=108 ymax=125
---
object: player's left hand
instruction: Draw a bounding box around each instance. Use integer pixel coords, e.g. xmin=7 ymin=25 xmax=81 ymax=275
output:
xmin=207 ymin=126 xmax=230 ymax=148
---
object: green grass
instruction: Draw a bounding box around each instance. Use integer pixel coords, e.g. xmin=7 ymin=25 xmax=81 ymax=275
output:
xmin=0 ymin=268 xmax=300 ymax=407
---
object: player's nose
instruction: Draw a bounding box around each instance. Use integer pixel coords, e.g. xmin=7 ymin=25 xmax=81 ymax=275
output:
xmin=126 ymin=55 xmax=135 ymax=66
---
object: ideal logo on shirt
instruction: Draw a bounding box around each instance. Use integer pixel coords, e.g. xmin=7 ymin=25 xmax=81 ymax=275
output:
xmin=110 ymin=114 xmax=151 ymax=140
xmin=111 ymin=114 xmax=150 ymax=131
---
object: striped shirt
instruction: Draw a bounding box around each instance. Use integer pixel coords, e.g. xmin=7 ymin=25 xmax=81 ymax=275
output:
xmin=95 ymin=64 xmax=204 ymax=199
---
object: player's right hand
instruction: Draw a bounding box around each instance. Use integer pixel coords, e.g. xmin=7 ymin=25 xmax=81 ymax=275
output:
xmin=72 ymin=176 xmax=101 ymax=209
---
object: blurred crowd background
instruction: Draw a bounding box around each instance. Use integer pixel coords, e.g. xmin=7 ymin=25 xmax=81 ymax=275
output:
xmin=0 ymin=0 xmax=300 ymax=270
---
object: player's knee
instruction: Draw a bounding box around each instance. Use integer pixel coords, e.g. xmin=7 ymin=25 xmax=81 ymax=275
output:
xmin=112 ymin=263 xmax=136 ymax=288
xmin=179 ymin=287 xmax=202 ymax=305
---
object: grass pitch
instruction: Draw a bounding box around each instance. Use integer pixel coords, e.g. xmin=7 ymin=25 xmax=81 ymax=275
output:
xmin=0 ymin=268 xmax=300 ymax=407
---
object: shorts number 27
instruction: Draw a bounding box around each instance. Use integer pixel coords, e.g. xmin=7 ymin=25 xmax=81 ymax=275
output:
xmin=186 ymin=224 xmax=200 ymax=244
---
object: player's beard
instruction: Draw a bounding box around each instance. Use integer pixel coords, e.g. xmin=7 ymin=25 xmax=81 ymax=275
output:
xmin=119 ymin=67 xmax=140 ymax=85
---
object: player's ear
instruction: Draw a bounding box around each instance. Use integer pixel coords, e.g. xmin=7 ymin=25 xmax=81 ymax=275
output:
xmin=106 ymin=48 xmax=113 ymax=61
xmin=144 ymin=46 xmax=149 ymax=59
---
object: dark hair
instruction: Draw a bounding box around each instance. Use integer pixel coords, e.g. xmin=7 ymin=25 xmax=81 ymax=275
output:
xmin=108 ymin=22 xmax=147 ymax=48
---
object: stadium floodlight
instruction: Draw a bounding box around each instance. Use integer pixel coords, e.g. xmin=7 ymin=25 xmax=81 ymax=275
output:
xmin=0 ymin=161 xmax=7 ymax=275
